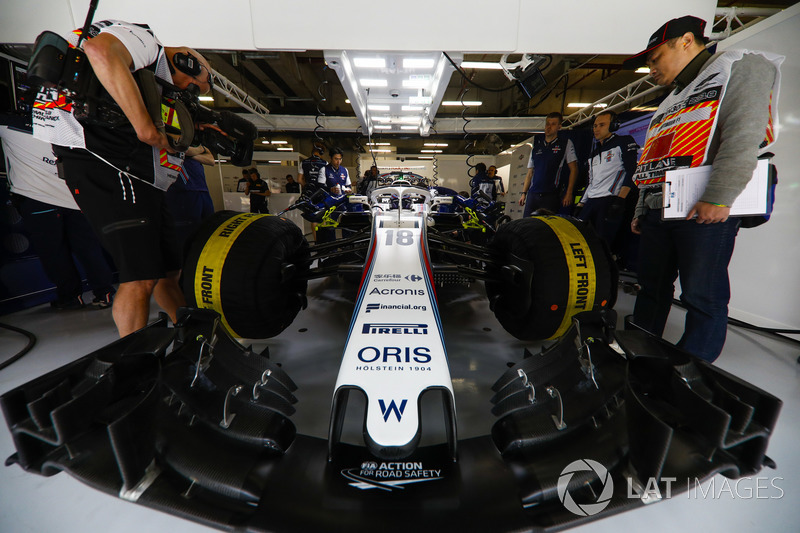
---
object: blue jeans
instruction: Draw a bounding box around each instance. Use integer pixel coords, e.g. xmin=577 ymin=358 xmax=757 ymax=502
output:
xmin=632 ymin=210 xmax=740 ymax=362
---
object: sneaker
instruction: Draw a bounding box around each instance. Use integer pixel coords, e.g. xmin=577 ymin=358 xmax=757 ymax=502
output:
xmin=91 ymin=292 xmax=114 ymax=309
xmin=50 ymin=295 xmax=85 ymax=310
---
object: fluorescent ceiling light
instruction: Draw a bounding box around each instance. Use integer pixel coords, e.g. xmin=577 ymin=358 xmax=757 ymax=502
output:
xmin=268 ymin=160 xmax=281 ymax=163
xmin=360 ymin=78 xmax=388 ymax=87
xmin=373 ymin=116 xmax=420 ymax=124
xmin=368 ymin=104 xmax=391 ymax=111
xmin=409 ymin=96 xmax=433 ymax=105
xmin=421 ymin=149 xmax=442 ymax=153
xmin=345 ymin=99 xmax=351 ymax=104
xmin=367 ymin=142 xmax=390 ymax=146
xmin=566 ymin=102 xmax=608 ymax=108
xmin=460 ymin=61 xmax=503 ymax=70
xmin=198 ymin=95 xmax=214 ymax=102
xmin=277 ymin=147 xmax=294 ymax=151
xmin=271 ymin=140 xmax=288 ymax=144
xmin=418 ymin=156 xmax=434 ymax=159
xmin=636 ymin=67 xmax=651 ymax=74
xmin=402 ymin=105 xmax=423 ymax=111
xmin=424 ymin=143 xmax=448 ymax=147
xmin=369 ymin=148 xmax=393 ymax=153
xmin=374 ymin=125 xmax=393 ymax=130
xmin=400 ymin=126 xmax=418 ymax=130
xmin=402 ymin=78 xmax=431 ymax=89
xmin=261 ymin=140 xmax=270 ymax=144
xmin=354 ymin=57 xmax=386 ymax=68
xmin=441 ymin=101 xmax=482 ymax=106
xmin=403 ymin=58 xmax=435 ymax=69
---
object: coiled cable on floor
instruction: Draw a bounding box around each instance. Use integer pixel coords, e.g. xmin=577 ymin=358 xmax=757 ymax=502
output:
xmin=0 ymin=322 xmax=37 ymax=371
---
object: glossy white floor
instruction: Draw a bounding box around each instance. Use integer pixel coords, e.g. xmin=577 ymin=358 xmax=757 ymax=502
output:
xmin=0 ymin=281 xmax=798 ymax=533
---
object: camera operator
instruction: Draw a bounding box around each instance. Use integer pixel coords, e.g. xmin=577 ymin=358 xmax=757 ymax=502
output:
xmin=32 ymin=20 xmax=214 ymax=337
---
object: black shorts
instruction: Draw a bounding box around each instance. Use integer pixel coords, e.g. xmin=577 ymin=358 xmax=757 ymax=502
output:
xmin=57 ymin=151 xmax=181 ymax=283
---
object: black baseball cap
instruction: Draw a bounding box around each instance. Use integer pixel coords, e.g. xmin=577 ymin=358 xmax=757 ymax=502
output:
xmin=623 ymin=16 xmax=707 ymax=69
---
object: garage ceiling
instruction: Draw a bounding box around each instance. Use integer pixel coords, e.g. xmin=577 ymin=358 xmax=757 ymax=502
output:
xmin=1 ymin=1 xmax=795 ymax=159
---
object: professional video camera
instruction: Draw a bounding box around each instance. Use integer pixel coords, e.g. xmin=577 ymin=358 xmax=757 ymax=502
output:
xmin=26 ymin=30 xmax=257 ymax=166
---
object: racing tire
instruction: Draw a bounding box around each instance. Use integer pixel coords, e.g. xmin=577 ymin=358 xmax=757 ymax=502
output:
xmin=486 ymin=215 xmax=617 ymax=340
xmin=182 ymin=211 xmax=310 ymax=339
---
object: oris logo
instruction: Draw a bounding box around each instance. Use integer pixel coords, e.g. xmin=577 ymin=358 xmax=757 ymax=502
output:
xmin=357 ymin=346 xmax=431 ymax=364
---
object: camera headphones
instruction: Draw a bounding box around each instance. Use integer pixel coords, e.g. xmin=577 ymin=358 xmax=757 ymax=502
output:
xmin=592 ymin=111 xmax=620 ymax=132
xmin=168 ymin=51 xmax=213 ymax=92
xmin=172 ymin=51 xmax=202 ymax=77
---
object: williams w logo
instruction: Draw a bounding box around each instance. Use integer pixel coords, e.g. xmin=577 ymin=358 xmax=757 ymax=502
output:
xmin=379 ymin=399 xmax=408 ymax=422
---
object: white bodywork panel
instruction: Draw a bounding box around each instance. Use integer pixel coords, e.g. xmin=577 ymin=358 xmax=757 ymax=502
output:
xmin=333 ymin=186 xmax=454 ymax=451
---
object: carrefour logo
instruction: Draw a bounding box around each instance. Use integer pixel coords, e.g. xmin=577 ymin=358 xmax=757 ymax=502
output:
xmin=378 ymin=399 xmax=407 ymax=422
xmin=362 ymin=323 xmax=428 ymax=335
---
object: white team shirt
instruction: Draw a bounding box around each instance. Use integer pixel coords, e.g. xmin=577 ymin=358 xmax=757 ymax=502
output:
xmin=0 ymin=126 xmax=79 ymax=209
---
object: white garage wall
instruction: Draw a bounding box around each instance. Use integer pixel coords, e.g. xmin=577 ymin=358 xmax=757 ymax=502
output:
xmin=717 ymin=6 xmax=800 ymax=332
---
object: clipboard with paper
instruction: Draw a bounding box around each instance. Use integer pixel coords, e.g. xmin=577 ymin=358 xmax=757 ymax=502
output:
xmin=661 ymin=159 xmax=771 ymax=219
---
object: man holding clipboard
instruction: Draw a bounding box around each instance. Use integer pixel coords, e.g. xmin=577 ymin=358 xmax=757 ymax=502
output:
xmin=624 ymin=15 xmax=783 ymax=362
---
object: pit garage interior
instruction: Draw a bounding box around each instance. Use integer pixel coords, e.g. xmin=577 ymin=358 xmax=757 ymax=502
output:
xmin=0 ymin=1 xmax=798 ymax=532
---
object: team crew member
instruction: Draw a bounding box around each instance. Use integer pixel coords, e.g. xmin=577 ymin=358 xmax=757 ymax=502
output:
xmin=470 ymin=162 xmax=497 ymax=201
xmin=32 ymin=20 xmax=214 ymax=337
xmin=165 ymin=144 xmax=215 ymax=252
xmin=285 ymin=174 xmax=301 ymax=193
xmin=487 ymin=165 xmax=506 ymax=198
xmin=1 ymin=119 xmax=116 ymax=309
xmin=519 ymin=112 xmax=578 ymax=217
xmin=625 ymin=15 xmax=782 ymax=362
xmin=358 ymin=165 xmax=379 ymax=196
xmin=319 ymin=147 xmax=351 ymax=195
xmin=315 ymin=147 xmax=350 ymax=243
xmin=237 ymin=168 xmax=250 ymax=192
xmin=245 ymin=167 xmax=270 ymax=213
xmin=298 ymin=145 xmax=326 ymax=193
xmin=577 ymin=111 xmax=639 ymax=244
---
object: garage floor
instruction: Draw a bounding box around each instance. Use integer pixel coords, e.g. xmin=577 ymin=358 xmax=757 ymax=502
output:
xmin=0 ymin=280 xmax=798 ymax=532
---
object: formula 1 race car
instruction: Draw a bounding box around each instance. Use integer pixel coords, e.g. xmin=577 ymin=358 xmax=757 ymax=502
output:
xmin=1 ymin=175 xmax=782 ymax=532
